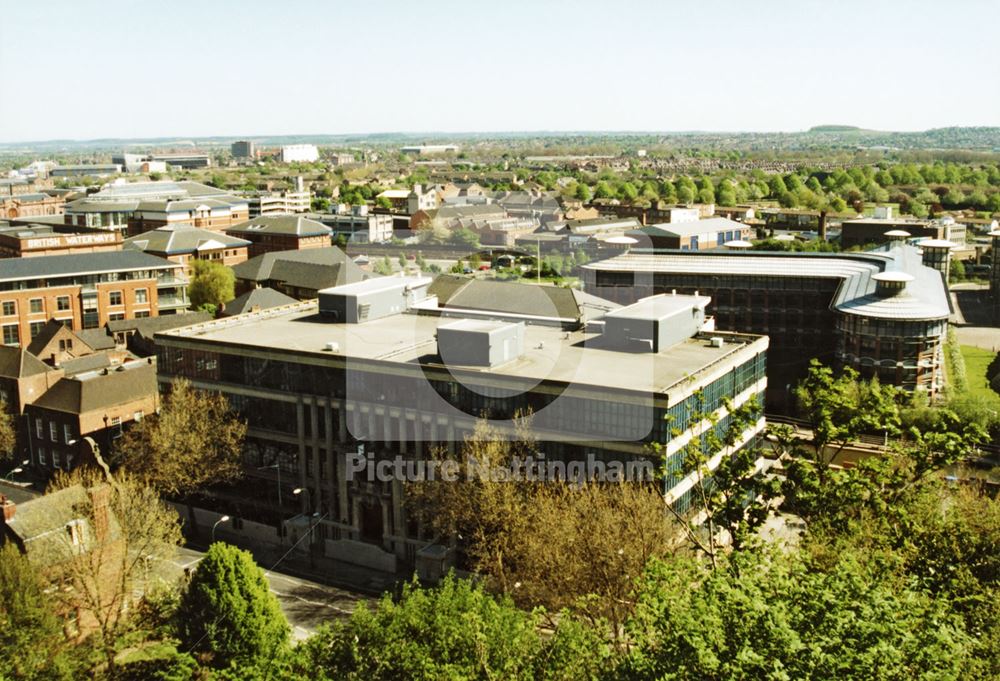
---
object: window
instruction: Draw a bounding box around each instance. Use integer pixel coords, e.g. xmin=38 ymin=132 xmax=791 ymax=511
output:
xmin=1 ymin=301 xmax=15 ymax=316
xmin=35 ymin=417 xmax=43 ymax=439
xmin=56 ymin=296 xmax=70 ymax=311
xmin=59 ymin=339 xmax=73 ymax=351
xmin=52 ymin=450 xmax=61 ymax=469
xmin=109 ymin=291 xmax=123 ymax=306
xmin=109 ymin=313 xmax=125 ymax=322
xmin=29 ymin=321 xmax=45 ymax=338
xmin=136 ymin=310 xmax=150 ymax=318
xmin=135 ymin=288 xmax=148 ymax=304
xmin=110 ymin=416 xmax=122 ymax=438
xmin=37 ymin=447 xmax=46 ymax=466
xmin=2 ymin=324 xmax=18 ymax=346
xmin=63 ymin=424 xmax=73 ymax=444
xmin=29 ymin=298 xmax=43 ymax=314
xmin=49 ymin=421 xmax=58 ymax=442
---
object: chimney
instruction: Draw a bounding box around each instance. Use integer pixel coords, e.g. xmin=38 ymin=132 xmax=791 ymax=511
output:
xmin=1 ymin=494 xmax=15 ymax=522
xmin=818 ymin=211 xmax=828 ymax=241
xmin=88 ymin=485 xmax=111 ymax=543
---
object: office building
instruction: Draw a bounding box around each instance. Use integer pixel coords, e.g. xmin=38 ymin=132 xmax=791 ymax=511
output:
xmin=279 ymin=145 xmax=319 ymax=163
xmin=226 ymin=215 xmax=332 ymax=257
xmin=231 ymin=140 xmax=257 ymax=159
xmin=0 ymin=251 xmax=188 ymax=346
xmin=124 ymin=225 xmax=250 ymax=273
xmin=155 ymin=278 xmax=768 ymax=571
xmin=0 ymin=223 xmax=122 ymax=258
xmin=628 ymin=217 xmax=753 ymax=251
xmin=582 ymin=240 xmax=951 ymax=408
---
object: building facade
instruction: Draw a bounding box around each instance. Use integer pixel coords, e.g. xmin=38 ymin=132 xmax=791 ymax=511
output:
xmin=225 ymin=215 xmax=332 ymax=257
xmin=0 ymin=251 xmax=188 ymax=347
xmin=582 ymin=242 xmax=951 ymax=409
xmin=155 ymin=279 xmax=768 ymax=572
xmin=0 ymin=224 xmax=122 ymax=258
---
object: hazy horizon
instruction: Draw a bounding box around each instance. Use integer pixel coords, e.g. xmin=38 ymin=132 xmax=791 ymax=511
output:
xmin=2 ymin=0 xmax=998 ymax=143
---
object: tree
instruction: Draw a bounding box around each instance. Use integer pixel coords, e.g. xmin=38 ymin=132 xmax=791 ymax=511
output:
xmin=0 ymin=544 xmax=76 ymax=680
xmin=296 ymin=574 xmax=610 ymax=681
xmin=177 ymin=543 xmax=289 ymax=669
xmin=618 ymin=181 xmax=639 ymax=203
xmin=46 ymin=469 xmax=183 ymax=673
xmin=119 ymin=379 xmax=246 ymax=497
xmin=621 ymin=547 xmax=974 ymax=680
xmin=448 ymin=226 xmax=481 ymax=250
xmin=375 ymin=195 xmax=392 ymax=210
xmin=0 ymin=398 xmax=16 ymax=460
xmin=409 ymin=419 xmax=680 ymax=640
xmin=188 ymin=260 xmax=235 ymax=312
xmin=594 ymin=180 xmax=614 ymax=199
xmin=574 ymin=182 xmax=592 ymax=202
xmin=782 ymin=359 xmax=899 ymax=501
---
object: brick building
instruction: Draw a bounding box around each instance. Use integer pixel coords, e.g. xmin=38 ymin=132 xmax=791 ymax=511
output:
xmin=0 ymin=251 xmax=187 ymax=347
xmin=0 ymin=223 xmax=122 ymax=258
xmin=124 ymin=225 xmax=250 ymax=274
xmin=225 ymin=215 xmax=332 ymax=257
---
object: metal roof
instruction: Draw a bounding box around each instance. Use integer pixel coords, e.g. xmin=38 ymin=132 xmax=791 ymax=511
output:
xmin=583 ymin=243 xmax=950 ymax=321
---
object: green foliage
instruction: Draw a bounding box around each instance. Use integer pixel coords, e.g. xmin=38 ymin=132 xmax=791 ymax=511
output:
xmin=0 ymin=545 xmax=75 ymax=680
xmin=296 ymin=574 xmax=611 ymax=681
xmin=448 ymin=226 xmax=481 ymax=249
xmin=621 ymin=547 xmax=974 ymax=680
xmin=189 ymin=260 xmax=235 ymax=311
xmin=177 ymin=543 xmax=289 ymax=669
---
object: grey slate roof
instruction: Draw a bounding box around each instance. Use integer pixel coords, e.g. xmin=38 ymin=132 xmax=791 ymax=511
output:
xmin=0 ymin=346 xmax=52 ymax=379
xmin=226 ymin=215 xmax=332 ymax=237
xmin=4 ymin=484 xmax=122 ymax=565
xmin=0 ymin=250 xmax=178 ymax=283
xmin=125 ymin=225 xmax=250 ymax=255
xmin=32 ymin=361 xmax=156 ymax=415
xmin=105 ymin=311 xmax=212 ymax=336
xmin=629 ymin=217 xmax=747 ymax=239
xmin=75 ymin=329 xmax=116 ymax=351
xmin=223 ymin=287 xmax=299 ymax=316
xmin=233 ymin=247 xmax=369 ymax=290
xmin=429 ymin=275 xmax=617 ymax=322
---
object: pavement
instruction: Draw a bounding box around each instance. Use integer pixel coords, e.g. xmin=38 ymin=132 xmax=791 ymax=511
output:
xmin=158 ymin=546 xmax=376 ymax=641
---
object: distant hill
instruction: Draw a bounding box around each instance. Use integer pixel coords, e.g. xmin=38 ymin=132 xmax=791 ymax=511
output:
xmin=809 ymin=125 xmax=863 ymax=133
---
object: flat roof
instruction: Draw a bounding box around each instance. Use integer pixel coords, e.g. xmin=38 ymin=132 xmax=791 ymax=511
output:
xmin=159 ymin=303 xmax=765 ymax=397
xmin=604 ymin=294 xmax=710 ymax=322
xmin=319 ymin=275 xmax=431 ymax=296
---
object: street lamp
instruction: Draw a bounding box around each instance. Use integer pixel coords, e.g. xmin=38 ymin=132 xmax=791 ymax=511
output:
xmin=212 ymin=515 xmax=231 ymax=542
xmin=3 ymin=467 xmax=23 ymax=480
xmin=259 ymin=461 xmax=284 ymax=508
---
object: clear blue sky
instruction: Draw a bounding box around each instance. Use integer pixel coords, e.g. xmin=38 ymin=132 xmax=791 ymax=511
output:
xmin=1 ymin=0 xmax=997 ymax=142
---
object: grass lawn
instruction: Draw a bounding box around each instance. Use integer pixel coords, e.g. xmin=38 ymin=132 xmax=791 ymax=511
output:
xmin=959 ymin=345 xmax=1000 ymax=400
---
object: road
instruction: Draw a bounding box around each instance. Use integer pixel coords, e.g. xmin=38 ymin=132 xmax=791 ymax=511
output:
xmin=158 ymin=546 xmax=374 ymax=641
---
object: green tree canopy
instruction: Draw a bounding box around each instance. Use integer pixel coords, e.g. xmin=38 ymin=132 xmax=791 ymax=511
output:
xmin=189 ymin=260 xmax=235 ymax=312
xmin=177 ymin=543 xmax=289 ymax=669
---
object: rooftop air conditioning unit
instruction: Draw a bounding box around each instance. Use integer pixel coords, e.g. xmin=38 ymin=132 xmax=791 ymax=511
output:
xmin=710 ymin=336 xmax=724 ymax=348
xmin=324 ymin=341 xmax=340 ymax=352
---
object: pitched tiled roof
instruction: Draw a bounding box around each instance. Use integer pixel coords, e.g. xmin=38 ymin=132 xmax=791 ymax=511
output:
xmin=31 ymin=361 xmax=156 ymax=415
xmin=223 ymin=287 xmax=299 ymax=316
xmin=0 ymin=251 xmax=177 ymax=283
xmin=25 ymin=319 xmax=82 ymax=358
xmin=125 ymin=225 xmax=250 ymax=255
xmin=428 ymin=275 xmax=617 ymax=322
xmin=226 ymin=215 xmax=331 ymax=237
xmin=0 ymin=345 xmax=53 ymax=379
xmin=233 ymin=247 xmax=368 ymax=290
xmin=105 ymin=311 xmax=212 ymax=335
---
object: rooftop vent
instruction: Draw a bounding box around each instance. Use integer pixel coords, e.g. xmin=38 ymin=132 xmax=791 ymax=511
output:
xmin=872 ymin=271 xmax=914 ymax=297
xmin=710 ymin=336 xmax=725 ymax=348
xmin=324 ymin=341 xmax=340 ymax=352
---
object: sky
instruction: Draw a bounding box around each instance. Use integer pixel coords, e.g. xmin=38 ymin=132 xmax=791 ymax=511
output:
xmin=1 ymin=0 xmax=998 ymax=142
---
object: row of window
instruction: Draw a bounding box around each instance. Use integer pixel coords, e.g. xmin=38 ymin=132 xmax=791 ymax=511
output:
xmin=0 ymin=289 xmax=148 ymax=317
xmin=36 ymin=447 xmax=74 ymax=470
